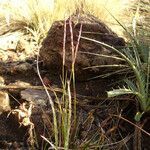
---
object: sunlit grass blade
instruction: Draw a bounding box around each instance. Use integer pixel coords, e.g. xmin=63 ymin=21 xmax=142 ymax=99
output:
xmin=80 ymin=51 xmax=125 ymax=61
xmin=83 ymin=64 xmax=128 ymax=70
xmin=108 ymin=88 xmax=134 ymax=98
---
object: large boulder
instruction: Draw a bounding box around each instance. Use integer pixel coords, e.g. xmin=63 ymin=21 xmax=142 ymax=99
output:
xmin=40 ymin=13 xmax=125 ymax=80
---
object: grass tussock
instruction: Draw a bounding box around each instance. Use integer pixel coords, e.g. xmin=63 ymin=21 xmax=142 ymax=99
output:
xmin=0 ymin=0 xmax=141 ymax=40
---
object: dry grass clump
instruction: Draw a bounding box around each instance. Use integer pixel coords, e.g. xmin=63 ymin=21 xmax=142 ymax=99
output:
xmin=0 ymin=0 xmax=149 ymax=41
xmin=0 ymin=0 xmax=139 ymax=40
xmin=0 ymin=0 xmax=54 ymax=38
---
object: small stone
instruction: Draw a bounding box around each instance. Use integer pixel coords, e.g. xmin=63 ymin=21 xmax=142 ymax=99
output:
xmin=0 ymin=76 xmax=5 ymax=85
xmin=0 ymin=91 xmax=11 ymax=114
xmin=21 ymin=89 xmax=51 ymax=106
xmin=8 ymin=81 xmax=31 ymax=87
xmin=8 ymin=81 xmax=31 ymax=94
xmin=12 ymin=62 xmax=33 ymax=73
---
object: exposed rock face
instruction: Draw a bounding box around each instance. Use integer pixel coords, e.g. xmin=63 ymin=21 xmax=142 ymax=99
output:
xmin=40 ymin=13 xmax=125 ymax=80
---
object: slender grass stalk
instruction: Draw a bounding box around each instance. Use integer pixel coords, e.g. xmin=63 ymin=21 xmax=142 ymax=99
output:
xmin=68 ymin=17 xmax=77 ymax=124
xmin=80 ymin=51 xmax=125 ymax=61
xmin=64 ymin=80 xmax=72 ymax=150
xmin=83 ymin=64 xmax=128 ymax=70
xmin=36 ymin=50 xmax=58 ymax=148
xmin=146 ymin=50 xmax=150 ymax=98
xmin=62 ymin=18 xmax=67 ymax=114
xmin=72 ymin=23 xmax=82 ymax=123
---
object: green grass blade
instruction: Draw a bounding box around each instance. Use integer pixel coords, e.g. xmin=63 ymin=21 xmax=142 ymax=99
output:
xmin=107 ymin=88 xmax=134 ymax=98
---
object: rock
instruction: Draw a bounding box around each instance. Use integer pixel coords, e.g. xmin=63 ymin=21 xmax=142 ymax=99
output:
xmin=8 ymin=81 xmax=31 ymax=95
xmin=40 ymin=13 xmax=126 ymax=80
xmin=0 ymin=76 xmax=10 ymax=114
xmin=11 ymin=62 xmax=33 ymax=73
xmin=0 ymin=62 xmax=33 ymax=75
xmin=8 ymin=81 xmax=31 ymax=87
xmin=0 ymin=91 xmax=11 ymax=114
xmin=0 ymin=76 xmax=5 ymax=85
xmin=21 ymin=89 xmax=51 ymax=107
xmin=0 ymin=32 xmax=22 ymax=51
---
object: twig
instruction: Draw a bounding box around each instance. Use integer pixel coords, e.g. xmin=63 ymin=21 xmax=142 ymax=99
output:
xmin=112 ymin=114 xmax=150 ymax=137
xmin=0 ymin=85 xmax=63 ymax=93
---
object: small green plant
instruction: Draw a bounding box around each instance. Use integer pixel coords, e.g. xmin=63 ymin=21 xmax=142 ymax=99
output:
xmin=81 ymin=35 xmax=150 ymax=122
